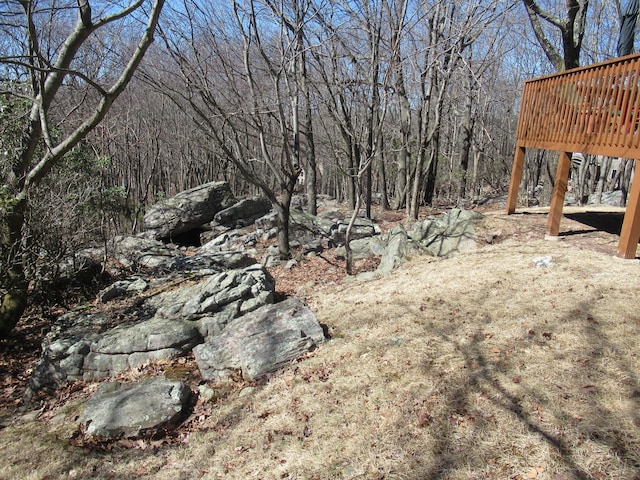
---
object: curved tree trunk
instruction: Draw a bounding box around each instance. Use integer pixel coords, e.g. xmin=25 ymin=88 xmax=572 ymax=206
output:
xmin=0 ymin=275 xmax=28 ymax=339
xmin=0 ymin=0 xmax=165 ymax=337
xmin=0 ymin=202 xmax=28 ymax=338
xmin=522 ymin=0 xmax=587 ymax=71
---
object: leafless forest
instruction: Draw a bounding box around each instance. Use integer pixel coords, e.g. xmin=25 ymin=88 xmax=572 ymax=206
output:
xmin=0 ymin=0 xmax=631 ymax=333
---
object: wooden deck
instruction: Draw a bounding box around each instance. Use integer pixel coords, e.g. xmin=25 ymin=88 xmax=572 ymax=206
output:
xmin=506 ymin=52 xmax=640 ymax=258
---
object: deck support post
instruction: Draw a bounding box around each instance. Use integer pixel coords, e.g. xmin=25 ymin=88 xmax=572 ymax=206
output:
xmin=506 ymin=145 xmax=526 ymax=214
xmin=507 ymin=54 xmax=640 ymax=256
xmin=546 ymin=151 xmax=572 ymax=237
xmin=617 ymin=164 xmax=640 ymax=258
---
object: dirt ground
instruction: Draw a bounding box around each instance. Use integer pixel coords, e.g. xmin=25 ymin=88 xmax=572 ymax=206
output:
xmin=1 ymin=207 xmax=639 ymax=480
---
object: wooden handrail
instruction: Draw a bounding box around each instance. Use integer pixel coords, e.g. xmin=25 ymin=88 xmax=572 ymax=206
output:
xmin=506 ymin=52 xmax=640 ymax=258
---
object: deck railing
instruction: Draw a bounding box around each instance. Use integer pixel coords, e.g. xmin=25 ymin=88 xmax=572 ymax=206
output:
xmin=506 ymin=52 xmax=640 ymax=258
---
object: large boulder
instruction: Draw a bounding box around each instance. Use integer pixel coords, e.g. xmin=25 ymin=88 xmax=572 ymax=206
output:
xmin=194 ymin=297 xmax=326 ymax=381
xmin=83 ymin=377 xmax=191 ymax=439
xmin=150 ymin=265 xmax=275 ymax=323
xmin=290 ymin=209 xmax=335 ymax=247
xmin=164 ymin=250 xmax=258 ymax=273
xmin=337 ymin=209 xmax=483 ymax=278
xmin=29 ymin=264 xmax=276 ymax=389
xmin=333 ymin=237 xmax=377 ymax=260
xmin=253 ymin=209 xmax=336 ymax=264
xmin=98 ymin=278 xmax=149 ymax=303
xmin=213 ymin=196 xmax=272 ymax=227
xmin=30 ymin=314 xmax=203 ymax=388
xmin=328 ymin=217 xmax=381 ymax=246
xmin=199 ymin=229 xmax=262 ymax=254
xmin=144 ymin=181 xmax=237 ymax=240
xmin=29 ymin=311 xmax=117 ymax=389
xmin=587 ymin=190 xmax=623 ymax=206
xmin=82 ymin=317 xmax=203 ymax=380
xmin=410 ymin=208 xmax=483 ymax=257
xmin=257 ymin=208 xmax=380 ymax=251
xmin=377 ymin=224 xmax=420 ymax=274
xmin=108 ymin=235 xmax=184 ymax=270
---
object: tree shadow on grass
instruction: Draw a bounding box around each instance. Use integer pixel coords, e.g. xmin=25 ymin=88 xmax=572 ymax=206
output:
xmin=391 ymin=294 xmax=640 ymax=480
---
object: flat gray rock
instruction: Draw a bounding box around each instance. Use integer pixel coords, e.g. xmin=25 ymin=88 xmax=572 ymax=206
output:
xmin=411 ymin=208 xmax=483 ymax=257
xmin=144 ymin=181 xmax=237 ymax=240
xmin=194 ymin=297 xmax=325 ymax=381
xmin=151 ymin=265 xmax=275 ymax=324
xmin=213 ymin=195 xmax=272 ymax=226
xmin=98 ymin=278 xmax=149 ymax=303
xmin=82 ymin=317 xmax=202 ymax=380
xmin=29 ymin=264 xmax=276 ymax=389
xmin=83 ymin=377 xmax=191 ymax=438
xmin=108 ymin=235 xmax=184 ymax=270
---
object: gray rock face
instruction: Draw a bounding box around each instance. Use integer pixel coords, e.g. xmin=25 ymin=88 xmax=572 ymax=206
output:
xmin=164 ymin=251 xmax=257 ymax=273
xmin=329 ymin=217 xmax=381 ymax=246
xmin=109 ymin=235 xmax=184 ymax=270
xmin=150 ymin=265 xmax=275 ymax=325
xmin=334 ymin=237 xmax=377 ymax=260
xmin=338 ymin=209 xmax=483 ymax=278
xmin=29 ymin=264 xmax=276 ymax=389
xmin=199 ymin=229 xmax=261 ymax=254
xmin=378 ymin=224 xmax=417 ymax=274
xmin=83 ymin=318 xmax=203 ymax=380
xmin=30 ymin=311 xmax=118 ymax=389
xmin=54 ymin=250 xmax=103 ymax=284
xmin=287 ymin=209 xmax=380 ymax=247
xmin=587 ymin=190 xmax=623 ymax=206
xmin=98 ymin=278 xmax=149 ymax=303
xmin=193 ymin=297 xmax=326 ymax=381
xmin=144 ymin=181 xmax=237 ymax=240
xmin=289 ymin=209 xmax=335 ymax=247
xmin=30 ymin=315 xmax=203 ymax=387
xmin=411 ymin=208 xmax=483 ymax=257
xmin=213 ymin=196 xmax=272 ymax=226
xmin=83 ymin=377 xmax=191 ymax=439
xmin=290 ymin=208 xmax=335 ymax=232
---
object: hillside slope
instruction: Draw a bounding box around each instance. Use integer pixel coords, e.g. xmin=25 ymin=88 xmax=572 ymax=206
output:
xmin=1 ymin=210 xmax=639 ymax=480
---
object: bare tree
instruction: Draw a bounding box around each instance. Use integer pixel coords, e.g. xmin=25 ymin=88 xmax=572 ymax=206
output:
xmin=305 ymin=4 xmax=360 ymax=209
xmin=408 ymin=0 xmax=504 ymax=218
xmin=269 ymin=0 xmax=320 ymax=216
xmin=156 ymin=0 xmax=314 ymax=259
xmin=385 ymin=0 xmax=413 ymax=210
xmin=521 ymin=0 xmax=588 ymax=71
xmin=0 ymin=0 xmax=165 ymax=337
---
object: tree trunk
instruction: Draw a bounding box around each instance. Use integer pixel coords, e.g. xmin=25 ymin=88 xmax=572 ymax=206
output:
xmin=305 ymin=107 xmax=318 ymax=215
xmin=409 ymin=147 xmax=426 ymax=219
xmin=458 ymin=72 xmax=474 ymax=203
xmin=424 ymin=136 xmax=439 ymax=205
xmin=0 ymin=201 xmax=28 ymax=338
xmin=378 ymin=143 xmax=390 ymax=210
xmin=594 ymin=156 xmax=611 ymax=204
xmin=344 ymin=185 xmax=362 ymax=276
xmin=387 ymin=0 xmax=410 ymax=211
xmin=349 ymin=142 xmax=359 ymax=209
xmin=0 ymin=279 xmax=28 ymax=338
xmin=522 ymin=0 xmax=587 ymax=72
xmin=273 ymin=196 xmax=292 ymax=260
xmin=621 ymin=159 xmax=634 ymax=206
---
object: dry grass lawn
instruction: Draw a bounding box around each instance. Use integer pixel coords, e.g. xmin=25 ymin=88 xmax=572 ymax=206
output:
xmin=1 ymin=210 xmax=639 ymax=479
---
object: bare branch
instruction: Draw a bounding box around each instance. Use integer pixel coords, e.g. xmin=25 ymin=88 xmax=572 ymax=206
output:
xmin=77 ymin=0 xmax=92 ymax=28
xmin=93 ymin=0 xmax=145 ymax=28
xmin=522 ymin=0 xmax=564 ymax=70
xmin=20 ymin=0 xmax=166 ymax=195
